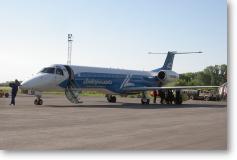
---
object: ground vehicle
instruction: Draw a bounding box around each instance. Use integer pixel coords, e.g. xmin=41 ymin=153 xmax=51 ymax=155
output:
xmin=201 ymin=91 xmax=220 ymax=101
xmin=186 ymin=90 xmax=219 ymax=101
xmin=0 ymin=89 xmax=9 ymax=98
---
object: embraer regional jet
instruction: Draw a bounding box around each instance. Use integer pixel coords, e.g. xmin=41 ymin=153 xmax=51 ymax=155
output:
xmin=20 ymin=51 xmax=218 ymax=105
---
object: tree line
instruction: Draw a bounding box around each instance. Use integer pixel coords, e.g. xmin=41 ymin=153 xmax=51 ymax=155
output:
xmin=0 ymin=81 xmax=22 ymax=87
xmin=175 ymin=64 xmax=227 ymax=86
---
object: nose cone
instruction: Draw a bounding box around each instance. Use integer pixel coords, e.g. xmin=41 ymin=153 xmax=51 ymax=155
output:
xmin=20 ymin=79 xmax=36 ymax=90
xmin=20 ymin=74 xmax=45 ymax=90
xmin=20 ymin=73 xmax=56 ymax=91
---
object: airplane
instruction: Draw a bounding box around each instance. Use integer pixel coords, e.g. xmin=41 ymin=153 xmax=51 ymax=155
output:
xmin=20 ymin=51 xmax=219 ymax=105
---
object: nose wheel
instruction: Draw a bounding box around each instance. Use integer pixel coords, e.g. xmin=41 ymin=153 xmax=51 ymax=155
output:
xmin=141 ymin=98 xmax=150 ymax=104
xmin=34 ymin=98 xmax=43 ymax=105
xmin=34 ymin=91 xmax=43 ymax=105
xmin=106 ymin=95 xmax=117 ymax=103
xmin=141 ymin=92 xmax=150 ymax=105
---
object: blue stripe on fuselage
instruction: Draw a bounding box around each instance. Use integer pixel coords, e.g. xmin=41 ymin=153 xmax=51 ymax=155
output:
xmin=59 ymin=72 xmax=158 ymax=93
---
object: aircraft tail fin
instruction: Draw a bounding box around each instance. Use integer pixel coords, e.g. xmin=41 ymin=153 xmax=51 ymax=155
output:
xmin=149 ymin=51 xmax=202 ymax=71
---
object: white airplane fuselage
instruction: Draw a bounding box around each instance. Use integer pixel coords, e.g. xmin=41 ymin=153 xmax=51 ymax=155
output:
xmin=21 ymin=64 xmax=179 ymax=94
xmin=20 ymin=51 xmax=216 ymax=105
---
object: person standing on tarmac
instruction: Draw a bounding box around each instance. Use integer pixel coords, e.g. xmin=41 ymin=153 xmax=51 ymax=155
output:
xmin=153 ymin=90 xmax=158 ymax=103
xmin=9 ymin=79 xmax=21 ymax=106
xmin=167 ymin=89 xmax=174 ymax=104
xmin=159 ymin=89 xmax=165 ymax=104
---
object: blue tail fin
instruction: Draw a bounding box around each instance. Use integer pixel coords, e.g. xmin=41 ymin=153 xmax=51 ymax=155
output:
xmin=151 ymin=51 xmax=175 ymax=72
xmin=161 ymin=52 xmax=175 ymax=70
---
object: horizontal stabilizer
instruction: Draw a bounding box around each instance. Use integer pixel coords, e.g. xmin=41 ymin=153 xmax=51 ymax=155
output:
xmin=150 ymin=51 xmax=203 ymax=71
xmin=148 ymin=51 xmax=203 ymax=54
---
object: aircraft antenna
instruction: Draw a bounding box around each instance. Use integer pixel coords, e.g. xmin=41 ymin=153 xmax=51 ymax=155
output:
xmin=67 ymin=34 xmax=73 ymax=65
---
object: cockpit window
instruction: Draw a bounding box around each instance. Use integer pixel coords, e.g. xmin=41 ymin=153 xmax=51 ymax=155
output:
xmin=40 ymin=67 xmax=55 ymax=74
xmin=56 ymin=68 xmax=64 ymax=76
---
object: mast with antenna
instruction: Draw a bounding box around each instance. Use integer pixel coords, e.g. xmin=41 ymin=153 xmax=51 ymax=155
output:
xmin=67 ymin=34 xmax=73 ymax=65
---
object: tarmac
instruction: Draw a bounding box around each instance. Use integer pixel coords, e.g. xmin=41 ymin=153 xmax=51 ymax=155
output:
xmin=0 ymin=94 xmax=227 ymax=150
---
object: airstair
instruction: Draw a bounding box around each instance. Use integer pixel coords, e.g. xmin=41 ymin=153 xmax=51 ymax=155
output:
xmin=64 ymin=65 xmax=81 ymax=104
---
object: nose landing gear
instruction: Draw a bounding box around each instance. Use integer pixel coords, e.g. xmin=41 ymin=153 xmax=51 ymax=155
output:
xmin=141 ymin=92 xmax=150 ymax=105
xmin=34 ymin=92 xmax=43 ymax=105
xmin=34 ymin=98 xmax=43 ymax=105
xmin=106 ymin=95 xmax=117 ymax=103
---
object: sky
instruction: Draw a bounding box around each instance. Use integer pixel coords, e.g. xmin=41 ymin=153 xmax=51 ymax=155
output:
xmin=0 ymin=0 xmax=227 ymax=83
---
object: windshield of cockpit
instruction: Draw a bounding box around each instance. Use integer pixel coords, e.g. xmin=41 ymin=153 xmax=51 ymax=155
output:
xmin=40 ymin=67 xmax=55 ymax=74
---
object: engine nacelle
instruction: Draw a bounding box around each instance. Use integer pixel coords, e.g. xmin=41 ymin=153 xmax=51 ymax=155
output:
xmin=157 ymin=70 xmax=179 ymax=83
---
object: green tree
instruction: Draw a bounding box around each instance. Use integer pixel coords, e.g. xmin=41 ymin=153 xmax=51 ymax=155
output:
xmin=175 ymin=64 xmax=227 ymax=86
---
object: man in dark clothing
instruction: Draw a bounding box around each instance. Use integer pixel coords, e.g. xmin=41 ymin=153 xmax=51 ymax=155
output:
xmin=153 ymin=90 xmax=158 ymax=103
xmin=9 ymin=79 xmax=20 ymax=106
xmin=167 ymin=89 xmax=174 ymax=104
xmin=159 ymin=89 xmax=165 ymax=104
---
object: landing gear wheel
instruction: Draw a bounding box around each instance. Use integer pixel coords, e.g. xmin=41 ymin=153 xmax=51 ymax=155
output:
xmin=34 ymin=98 xmax=43 ymax=105
xmin=34 ymin=99 xmax=38 ymax=105
xmin=38 ymin=99 xmax=43 ymax=105
xmin=141 ymin=91 xmax=150 ymax=105
xmin=141 ymin=98 xmax=150 ymax=105
xmin=111 ymin=96 xmax=116 ymax=103
xmin=107 ymin=95 xmax=116 ymax=103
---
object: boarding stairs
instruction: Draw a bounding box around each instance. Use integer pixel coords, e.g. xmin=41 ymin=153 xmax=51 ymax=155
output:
xmin=65 ymin=85 xmax=80 ymax=104
xmin=64 ymin=65 xmax=81 ymax=104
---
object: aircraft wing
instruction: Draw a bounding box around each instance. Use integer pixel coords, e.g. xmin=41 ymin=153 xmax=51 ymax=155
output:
xmin=122 ymin=86 xmax=219 ymax=92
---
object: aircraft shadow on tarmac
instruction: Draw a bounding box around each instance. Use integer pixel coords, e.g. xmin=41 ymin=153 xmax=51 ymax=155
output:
xmin=45 ymin=102 xmax=227 ymax=109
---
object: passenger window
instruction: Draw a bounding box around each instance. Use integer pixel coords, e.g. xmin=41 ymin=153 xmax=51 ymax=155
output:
xmin=56 ymin=68 xmax=64 ymax=76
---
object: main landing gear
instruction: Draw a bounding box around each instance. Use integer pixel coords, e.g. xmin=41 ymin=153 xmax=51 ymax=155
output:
xmin=140 ymin=90 xmax=182 ymax=105
xmin=163 ymin=90 xmax=183 ymax=105
xmin=106 ymin=95 xmax=117 ymax=103
xmin=34 ymin=92 xmax=43 ymax=105
xmin=141 ymin=92 xmax=150 ymax=105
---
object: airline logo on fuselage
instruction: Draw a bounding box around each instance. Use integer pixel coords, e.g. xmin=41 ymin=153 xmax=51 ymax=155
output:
xmin=83 ymin=78 xmax=112 ymax=85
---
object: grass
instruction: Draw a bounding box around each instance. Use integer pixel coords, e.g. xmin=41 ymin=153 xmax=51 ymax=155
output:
xmin=43 ymin=91 xmax=65 ymax=95
xmin=0 ymin=86 xmax=105 ymax=97
xmin=43 ymin=91 xmax=105 ymax=97
xmin=80 ymin=91 xmax=104 ymax=97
